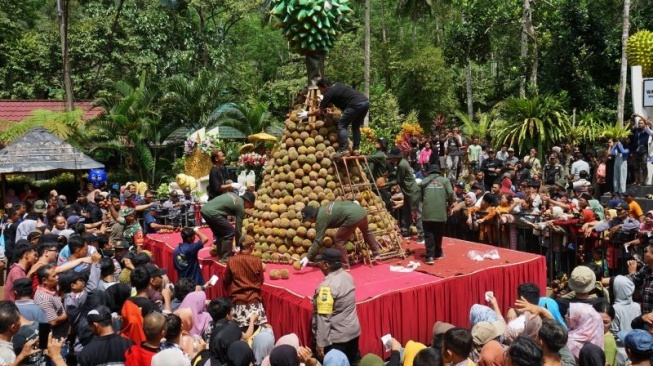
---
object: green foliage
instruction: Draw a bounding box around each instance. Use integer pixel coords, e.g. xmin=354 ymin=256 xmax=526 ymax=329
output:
xmin=0 ymin=109 xmax=85 ymax=143
xmin=491 ymin=94 xmax=571 ymax=155
xmin=456 ymin=110 xmax=496 ymax=143
xmin=395 ymin=46 xmax=456 ymax=122
xmin=208 ymin=101 xmax=280 ymax=137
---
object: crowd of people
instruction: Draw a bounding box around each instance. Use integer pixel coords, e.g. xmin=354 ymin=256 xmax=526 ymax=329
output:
xmin=368 ymin=114 xmax=653 ymax=276
xmin=1 ymin=108 xmax=653 ymax=366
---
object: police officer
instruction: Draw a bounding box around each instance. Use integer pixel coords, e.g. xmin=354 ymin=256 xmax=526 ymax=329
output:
xmin=312 ymin=248 xmax=361 ymax=366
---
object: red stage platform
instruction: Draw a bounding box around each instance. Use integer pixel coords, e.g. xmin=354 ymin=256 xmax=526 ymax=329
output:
xmin=144 ymin=230 xmax=545 ymax=355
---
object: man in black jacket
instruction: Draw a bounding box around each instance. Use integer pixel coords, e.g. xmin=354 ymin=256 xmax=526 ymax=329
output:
xmin=480 ymin=149 xmax=503 ymax=191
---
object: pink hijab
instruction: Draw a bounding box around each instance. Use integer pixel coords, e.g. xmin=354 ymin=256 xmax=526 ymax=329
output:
xmin=567 ymin=303 xmax=604 ymax=358
xmin=175 ymin=291 xmax=212 ymax=336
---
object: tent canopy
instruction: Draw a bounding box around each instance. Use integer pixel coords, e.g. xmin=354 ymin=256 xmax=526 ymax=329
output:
xmin=0 ymin=127 xmax=104 ymax=174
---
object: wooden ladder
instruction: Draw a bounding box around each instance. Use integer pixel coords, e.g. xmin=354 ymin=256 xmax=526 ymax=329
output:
xmin=332 ymin=155 xmax=406 ymax=265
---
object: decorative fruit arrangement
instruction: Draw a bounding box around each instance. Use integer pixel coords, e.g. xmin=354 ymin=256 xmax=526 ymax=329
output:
xmin=269 ymin=269 xmax=281 ymax=280
xmin=244 ymin=106 xmax=396 ymax=264
xmin=269 ymin=0 xmax=354 ymax=53
xmin=627 ymin=30 xmax=653 ymax=77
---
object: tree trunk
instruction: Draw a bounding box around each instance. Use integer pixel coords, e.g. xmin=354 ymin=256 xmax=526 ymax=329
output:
xmin=617 ymin=0 xmax=631 ymax=127
xmin=364 ymin=0 xmax=371 ymax=125
xmin=465 ymin=58 xmax=474 ymax=121
xmin=524 ymin=0 xmax=538 ymax=95
xmin=519 ymin=0 xmax=531 ymax=98
xmin=381 ymin=0 xmax=391 ymax=90
xmin=58 ymin=0 xmax=74 ymax=111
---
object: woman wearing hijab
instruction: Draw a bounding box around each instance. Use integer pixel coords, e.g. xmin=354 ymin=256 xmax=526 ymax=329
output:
xmin=469 ymin=304 xmax=499 ymax=328
xmin=566 ymin=303 xmax=604 ymax=359
xmin=538 ymin=298 xmax=567 ymax=329
xmin=228 ymin=341 xmax=256 ymax=366
xmin=213 ymin=323 xmax=245 ymax=364
xmin=610 ymin=275 xmax=641 ymax=333
xmin=269 ymin=344 xmax=299 ymax=366
xmin=578 ymin=343 xmax=606 ymax=366
xmin=477 ymin=341 xmax=504 ymax=366
xmin=324 ymin=349 xmax=350 ymax=366
xmin=252 ymin=329 xmax=275 ymax=366
xmin=176 ymin=291 xmax=212 ymax=337
xmin=359 ymin=354 xmax=384 ymax=366
xmin=403 ymin=340 xmax=427 ymax=366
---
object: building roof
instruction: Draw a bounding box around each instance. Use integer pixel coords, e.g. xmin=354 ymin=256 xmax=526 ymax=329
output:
xmin=0 ymin=127 xmax=104 ymax=174
xmin=0 ymin=100 xmax=102 ymax=122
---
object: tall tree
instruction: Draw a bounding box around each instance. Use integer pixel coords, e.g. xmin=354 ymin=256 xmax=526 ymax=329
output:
xmin=57 ymin=0 xmax=74 ymax=110
xmin=617 ymin=0 xmax=631 ymax=127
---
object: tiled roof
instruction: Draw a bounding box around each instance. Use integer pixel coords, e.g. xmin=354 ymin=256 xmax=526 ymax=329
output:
xmin=0 ymin=100 xmax=103 ymax=122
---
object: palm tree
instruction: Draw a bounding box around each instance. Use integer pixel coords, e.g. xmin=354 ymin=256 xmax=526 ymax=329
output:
xmin=90 ymin=73 xmax=177 ymax=184
xmin=456 ymin=110 xmax=496 ymax=143
xmin=0 ymin=109 xmax=86 ymax=143
xmin=490 ymin=94 xmax=571 ymax=157
xmin=161 ymin=71 xmax=236 ymax=130
xmin=207 ymin=101 xmax=279 ymax=136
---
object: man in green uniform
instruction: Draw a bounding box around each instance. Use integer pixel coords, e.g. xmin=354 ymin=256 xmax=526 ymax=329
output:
xmin=420 ymin=164 xmax=454 ymax=264
xmin=300 ymin=201 xmax=382 ymax=269
xmin=367 ymin=137 xmax=388 ymax=181
xmin=312 ymin=248 xmax=361 ymax=366
xmin=108 ymin=206 xmax=144 ymax=251
xmin=386 ymin=147 xmax=423 ymax=242
xmin=200 ymin=191 xmax=255 ymax=262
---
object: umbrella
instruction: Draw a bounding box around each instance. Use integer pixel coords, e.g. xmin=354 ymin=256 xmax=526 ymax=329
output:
xmin=239 ymin=143 xmax=255 ymax=154
xmin=248 ymin=130 xmax=277 ymax=142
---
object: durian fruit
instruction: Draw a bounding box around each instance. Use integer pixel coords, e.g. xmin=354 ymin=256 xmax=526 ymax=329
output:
xmin=245 ymin=101 xmax=398 ymax=265
xmin=280 ymin=269 xmax=290 ymax=279
xmin=627 ymin=30 xmax=653 ymax=77
xmin=270 ymin=269 xmax=281 ymax=280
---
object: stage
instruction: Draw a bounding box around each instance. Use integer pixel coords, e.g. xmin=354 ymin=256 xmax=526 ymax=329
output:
xmin=144 ymin=230 xmax=546 ymax=355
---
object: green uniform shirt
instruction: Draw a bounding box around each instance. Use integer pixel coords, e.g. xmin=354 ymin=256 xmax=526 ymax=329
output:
xmin=200 ymin=192 xmax=245 ymax=241
xmin=367 ymin=150 xmax=387 ymax=180
xmin=116 ymin=217 xmax=143 ymax=248
xmin=308 ymin=202 xmax=367 ymax=257
xmin=391 ymin=158 xmax=420 ymax=204
xmin=420 ymin=174 xmax=453 ymax=222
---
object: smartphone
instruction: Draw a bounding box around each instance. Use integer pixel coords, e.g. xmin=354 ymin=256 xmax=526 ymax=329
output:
xmin=38 ymin=323 xmax=50 ymax=350
xmin=208 ymin=275 xmax=219 ymax=286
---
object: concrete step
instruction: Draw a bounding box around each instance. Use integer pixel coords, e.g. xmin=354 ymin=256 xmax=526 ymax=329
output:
xmin=624 ymin=184 xmax=653 ymax=198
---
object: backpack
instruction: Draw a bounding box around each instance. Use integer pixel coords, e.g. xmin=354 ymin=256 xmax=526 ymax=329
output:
xmin=121 ymin=299 xmax=145 ymax=345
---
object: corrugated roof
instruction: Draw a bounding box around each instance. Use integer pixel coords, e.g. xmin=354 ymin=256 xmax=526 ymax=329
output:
xmin=0 ymin=127 xmax=104 ymax=174
xmin=0 ymin=100 xmax=103 ymax=122
xmin=206 ymin=126 xmax=247 ymax=140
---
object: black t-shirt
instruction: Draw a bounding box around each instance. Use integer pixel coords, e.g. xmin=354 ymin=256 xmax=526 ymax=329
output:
xmin=128 ymin=296 xmax=161 ymax=317
xmin=208 ymin=166 xmax=226 ymax=201
xmin=319 ymin=83 xmax=368 ymax=110
xmin=12 ymin=322 xmax=46 ymax=366
xmin=555 ymin=296 xmax=607 ymax=319
xmin=77 ymin=333 xmax=134 ymax=366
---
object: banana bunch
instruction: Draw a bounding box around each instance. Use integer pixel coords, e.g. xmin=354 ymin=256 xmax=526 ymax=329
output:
xmin=270 ymin=0 xmax=353 ymax=53
xmin=627 ymin=30 xmax=653 ymax=77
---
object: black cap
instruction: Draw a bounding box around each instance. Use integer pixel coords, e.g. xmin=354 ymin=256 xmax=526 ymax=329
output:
xmin=624 ymin=189 xmax=635 ymax=197
xmin=87 ymin=305 xmax=112 ymax=323
xmin=425 ymin=164 xmax=441 ymax=174
xmin=315 ymin=248 xmax=342 ymax=264
xmin=58 ymin=270 xmax=90 ymax=293
xmin=301 ymin=206 xmax=319 ymax=221
xmin=12 ymin=278 xmax=33 ymax=294
xmin=149 ymin=204 xmax=163 ymax=213
xmin=27 ymin=231 xmax=43 ymax=241
xmin=471 ymin=182 xmax=485 ymax=191
xmin=133 ymin=252 xmax=151 ymax=267
xmin=386 ymin=147 xmax=403 ymax=159
xmin=616 ymin=202 xmax=630 ymax=211
xmin=145 ymin=264 xmax=167 ymax=278
xmin=241 ymin=191 xmax=256 ymax=204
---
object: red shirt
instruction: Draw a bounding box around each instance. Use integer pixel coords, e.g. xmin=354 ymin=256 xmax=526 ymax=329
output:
xmin=4 ymin=263 xmax=27 ymax=301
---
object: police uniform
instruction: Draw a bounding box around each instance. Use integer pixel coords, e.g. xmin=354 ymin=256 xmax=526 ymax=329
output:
xmin=312 ymin=249 xmax=361 ymax=366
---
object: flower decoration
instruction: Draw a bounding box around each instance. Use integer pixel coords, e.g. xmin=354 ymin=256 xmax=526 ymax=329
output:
xmin=237 ymin=152 xmax=267 ymax=170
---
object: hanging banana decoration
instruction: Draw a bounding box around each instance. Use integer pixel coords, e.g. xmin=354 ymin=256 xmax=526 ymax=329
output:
xmin=270 ymin=0 xmax=354 ymax=86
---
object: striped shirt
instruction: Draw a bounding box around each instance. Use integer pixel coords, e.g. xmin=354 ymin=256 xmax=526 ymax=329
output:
xmin=34 ymin=286 xmax=68 ymax=338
